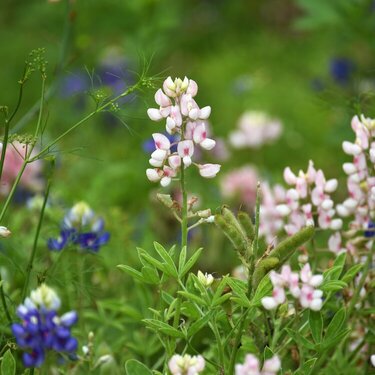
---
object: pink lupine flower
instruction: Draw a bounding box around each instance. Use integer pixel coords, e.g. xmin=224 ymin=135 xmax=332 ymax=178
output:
xmin=235 ymin=354 xmax=281 ymax=375
xmin=262 ymin=263 xmax=323 ymax=311
xmin=168 ymin=354 xmax=205 ymax=375
xmin=178 ymin=140 xmax=194 ymax=167
xmin=0 ymin=142 xmax=43 ymax=196
xmin=299 ymin=284 xmax=323 ymax=311
xmin=300 ymin=264 xmax=323 ymax=287
xmin=146 ymin=77 xmax=220 ymax=186
xmin=229 ymin=111 xmax=282 ymax=149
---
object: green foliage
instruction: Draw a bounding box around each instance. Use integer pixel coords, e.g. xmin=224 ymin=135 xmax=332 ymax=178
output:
xmin=1 ymin=350 xmax=16 ymax=375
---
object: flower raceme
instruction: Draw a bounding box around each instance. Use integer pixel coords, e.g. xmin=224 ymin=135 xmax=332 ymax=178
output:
xmin=12 ymin=284 xmax=78 ymax=368
xmin=48 ymin=201 xmax=109 ymax=252
xmin=146 ymin=77 xmax=220 ymax=186
xmin=261 ymin=264 xmax=323 ymax=311
xmin=330 ymin=114 xmax=375 ymax=256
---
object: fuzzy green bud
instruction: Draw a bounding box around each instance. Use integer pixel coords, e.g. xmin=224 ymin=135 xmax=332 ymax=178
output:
xmin=237 ymin=211 xmax=255 ymax=241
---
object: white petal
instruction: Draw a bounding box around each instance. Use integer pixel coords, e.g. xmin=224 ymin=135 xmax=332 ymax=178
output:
xmin=199 ymin=106 xmax=211 ymax=119
xmin=147 ymin=108 xmax=163 ymax=121
xmin=198 ymin=164 xmax=221 ymax=178
xmin=200 ymin=138 xmax=216 ymax=150
xmin=146 ymin=169 xmax=161 ymax=182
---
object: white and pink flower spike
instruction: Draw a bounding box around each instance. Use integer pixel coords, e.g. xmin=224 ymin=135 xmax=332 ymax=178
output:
xmin=146 ymin=77 xmax=220 ymax=186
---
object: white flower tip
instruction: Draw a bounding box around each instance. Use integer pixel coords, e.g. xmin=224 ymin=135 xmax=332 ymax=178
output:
xmin=147 ymin=108 xmax=163 ymax=121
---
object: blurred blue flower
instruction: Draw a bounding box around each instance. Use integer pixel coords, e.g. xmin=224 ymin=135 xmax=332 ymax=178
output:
xmin=12 ymin=285 xmax=78 ymax=368
xmin=330 ymin=58 xmax=354 ymax=85
xmin=364 ymin=221 xmax=375 ymax=238
xmin=48 ymin=202 xmax=110 ymax=252
xmin=59 ymin=71 xmax=89 ymax=98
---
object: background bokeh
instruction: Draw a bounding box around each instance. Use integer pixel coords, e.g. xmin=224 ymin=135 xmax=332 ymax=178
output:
xmin=1 ymin=0 xmax=375 ymax=370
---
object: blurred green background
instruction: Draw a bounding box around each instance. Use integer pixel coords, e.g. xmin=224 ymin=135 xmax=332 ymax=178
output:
xmin=1 ymin=0 xmax=375 ymax=369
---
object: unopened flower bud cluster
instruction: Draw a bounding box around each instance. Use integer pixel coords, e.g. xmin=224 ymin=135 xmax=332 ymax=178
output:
xmin=146 ymin=77 xmax=220 ymax=187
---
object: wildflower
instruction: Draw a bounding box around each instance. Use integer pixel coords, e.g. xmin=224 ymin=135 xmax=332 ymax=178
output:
xmin=12 ymin=284 xmax=78 ymax=367
xmin=48 ymin=202 xmax=109 ymax=252
xmin=235 ymin=354 xmax=281 ymax=375
xmin=168 ymin=354 xmax=205 ymax=375
xmin=261 ymin=264 xmax=323 ymax=311
xmin=146 ymin=77 xmax=220 ymax=186
xmin=229 ymin=111 xmax=282 ymax=149
xmin=197 ymin=270 xmax=214 ymax=287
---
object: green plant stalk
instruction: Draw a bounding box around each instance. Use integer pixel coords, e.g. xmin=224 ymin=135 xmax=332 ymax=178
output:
xmin=177 ymin=280 xmax=225 ymax=371
xmin=347 ymin=244 xmax=374 ymax=317
xmin=21 ymin=177 xmax=52 ymax=301
xmin=30 ymin=83 xmax=139 ymax=163
xmin=0 ymin=273 xmax=12 ymax=324
xmin=228 ymin=184 xmax=261 ymax=374
xmin=0 ymin=67 xmax=27 ymax=180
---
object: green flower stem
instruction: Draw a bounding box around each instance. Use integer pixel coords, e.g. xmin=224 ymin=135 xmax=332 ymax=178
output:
xmin=347 ymin=244 xmax=374 ymax=317
xmin=30 ymin=83 xmax=139 ymax=163
xmin=177 ymin=280 xmax=225 ymax=371
xmin=0 ymin=273 xmax=12 ymax=324
xmin=21 ymin=175 xmax=52 ymax=301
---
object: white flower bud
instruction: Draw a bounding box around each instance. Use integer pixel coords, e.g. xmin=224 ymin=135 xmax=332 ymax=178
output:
xmin=330 ymin=219 xmax=343 ymax=230
xmin=342 ymin=163 xmax=356 ymax=175
xmin=342 ymin=141 xmax=362 ymax=155
xmin=324 ymin=179 xmax=338 ymax=192
xmin=0 ymin=226 xmax=11 ymax=238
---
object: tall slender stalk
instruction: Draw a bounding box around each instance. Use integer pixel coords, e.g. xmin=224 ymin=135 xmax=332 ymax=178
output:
xmin=21 ymin=175 xmax=52 ymax=301
xmin=228 ymin=183 xmax=261 ymax=374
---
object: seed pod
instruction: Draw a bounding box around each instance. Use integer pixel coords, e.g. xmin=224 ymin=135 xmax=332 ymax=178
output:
xmin=268 ymin=225 xmax=314 ymax=264
xmin=221 ymin=207 xmax=248 ymax=243
xmin=215 ymin=214 xmax=246 ymax=256
xmin=252 ymin=256 xmax=280 ymax=289
xmin=237 ymin=211 xmax=255 ymax=241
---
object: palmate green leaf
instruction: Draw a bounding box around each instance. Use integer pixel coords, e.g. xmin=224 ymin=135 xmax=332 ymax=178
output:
xmin=309 ymin=310 xmax=323 ymax=343
xmin=187 ymin=311 xmax=213 ymax=337
xmin=178 ymin=291 xmax=207 ymax=306
xmin=323 ymin=266 xmax=343 ymax=281
xmin=341 ymin=264 xmax=362 ymax=284
xmin=141 ymin=265 xmax=160 ymax=284
xmin=294 ymin=358 xmax=317 ymax=375
xmin=180 ymin=248 xmax=203 ymax=278
xmin=251 ymin=274 xmax=272 ymax=306
xmin=117 ymin=265 xmax=144 ymax=283
xmin=142 ymin=319 xmax=185 ymax=338
xmin=285 ymin=328 xmax=316 ymax=350
xmin=153 ymin=242 xmax=178 ymax=278
xmin=1 ymin=350 xmax=16 ymax=375
xmin=139 ymin=251 xmax=172 ymax=277
xmin=324 ymin=307 xmax=346 ymax=342
xmin=321 ymin=328 xmax=351 ymax=351
xmin=212 ymin=293 xmax=231 ymax=307
xmin=178 ymin=246 xmax=187 ymax=274
xmin=125 ymin=359 xmax=153 ymax=375
xmin=225 ymin=277 xmax=251 ymax=307
xmin=320 ymin=280 xmax=347 ymax=293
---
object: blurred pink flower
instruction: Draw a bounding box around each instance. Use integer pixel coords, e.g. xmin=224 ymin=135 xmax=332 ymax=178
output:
xmin=220 ymin=165 xmax=259 ymax=208
xmin=229 ymin=111 xmax=282 ymax=149
xmin=0 ymin=142 xmax=43 ymax=196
